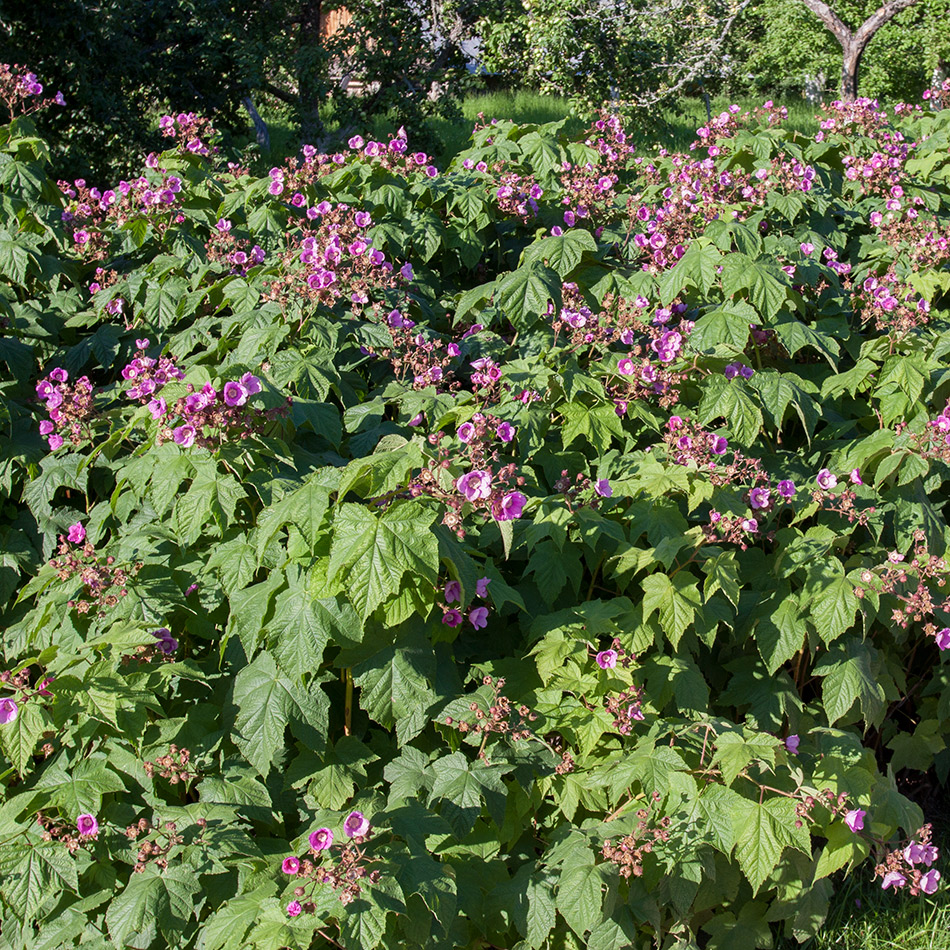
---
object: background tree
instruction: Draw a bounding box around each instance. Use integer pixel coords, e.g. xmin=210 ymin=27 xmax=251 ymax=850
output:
xmin=476 ymin=0 xmax=752 ymax=114
xmin=723 ymin=0 xmax=948 ymax=102
xmin=799 ymin=0 xmax=921 ymax=99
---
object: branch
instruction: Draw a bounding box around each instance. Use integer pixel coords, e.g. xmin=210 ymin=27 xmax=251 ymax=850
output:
xmin=799 ymin=0 xmax=854 ymax=46
xmin=853 ymin=0 xmax=921 ymax=49
xmin=260 ymin=80 xmax=297 ymax=106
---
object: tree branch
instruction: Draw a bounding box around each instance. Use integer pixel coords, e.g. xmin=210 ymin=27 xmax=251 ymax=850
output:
xmin=799 ymin=0 xmax=854 ymax=46
xmin=853 ymin=0 xmax=921 ymax=48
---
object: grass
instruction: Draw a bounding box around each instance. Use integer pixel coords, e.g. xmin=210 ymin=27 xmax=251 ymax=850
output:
xmin=236 ymin=88 xmax=827 ymax=171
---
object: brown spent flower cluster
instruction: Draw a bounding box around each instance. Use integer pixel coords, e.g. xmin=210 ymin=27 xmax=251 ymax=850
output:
xmin=124 ymin=818 xmax=196 ymax=874
xmin=37 ymin=812 xmax=94 ymax=854
xmin=445 ymin=675 xmax=539 ymax=762
xmin=50 ymin=537 xmax=139 ymax=616
xmin=143 ymin=745 xmax=198 ymax=787
xmin=601 ymin=805 xmax=671 ymax=879
xmin=794 ymin=787 xmax=851 ymax=829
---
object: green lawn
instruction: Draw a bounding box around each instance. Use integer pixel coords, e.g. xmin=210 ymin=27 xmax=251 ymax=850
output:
xmin=236 ymin=88 xmax=825 ymax=170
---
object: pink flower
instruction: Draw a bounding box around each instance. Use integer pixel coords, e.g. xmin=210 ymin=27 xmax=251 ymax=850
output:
xmin=444 ymin=581 xmax=461 ymax=604
xmin=881 ymin=870 xmax=906 ymax=890
xmin=777 ymin=480 xmax=796 ymax=498
xmin=742 ymin=518 xmax=758 ymax=532
xmin=816 ymin=468 xmax=837 ymax=490
xmin=469 ymin=607 xmax=489 ymax=630
xmin=343 ymin=811 xmax=370 ymax=838
xmin=77 ymin=813 xmax=99 ymax=836
xmin=496 ymin=421 xmax=516 ymax=443
xmin=456 ymin=470 xmax=492 ymax=502
xmin=287 ymin=900 xmax=303 ymax=917
xmin=904 ymin=841 xmax=938 ymax=867
xmin=457 ymin=422 xmax=476 ymax=443
xmin=442 ymin=608 xmax=463 ymax=627
xmin=618 ymin=359 xmax=634 ymax=376
xmin=494 ymin=491 xmax=526 ymax=521
xmin=785 ymin=735 xmax=800 ymax=754
xmin=223 ymin=381 xmax=248 ymax=407
xmin=67 ymin=523 xmax=86 ymax=544
xmin=936 ymin=628 xmax=950 ymax=650
xmin=48 ymin=434 xmax=64 ymax=451
xmin=596 ymin=650 xmax=617 ymax=669
xmin=240 ymin=373 xmax=262 ymax=395
xmin=921 ymin=869 xmax=941 ymax=894
xmin=308 ymin=827 xmax=333 ymax=851
xmin=595 ymin=479 xmax=612 ymax=498
xmin=282 ymin=856 xmax=300 ymax=874
xmin=710 ymin=436 xmax=728 ymax=455
xmin=749 ymin=487 xmax=770 ymax=509
xmin=476 ymin=577 xmax=490 ymax=598
xmin=173 ymin=425 xmax=196 ymax=448
xmin=844 ymin=808 xmax=866 ymax=833
xmin=849 ymin=468 xmax=863 ymax=485
xmin=0 ymin=698 xmax=19 ymax=724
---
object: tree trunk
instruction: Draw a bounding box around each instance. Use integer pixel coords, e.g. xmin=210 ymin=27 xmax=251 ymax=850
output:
xmin=243 ymin=96 xmax=271 ymax=152
xmin=799 ymin=0 xmax=921 ymax=100
xmin=297 ymin=0 xmax=324 ymax=143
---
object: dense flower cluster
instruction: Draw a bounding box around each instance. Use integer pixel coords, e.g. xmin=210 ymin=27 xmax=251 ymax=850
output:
xmin=281 ymin=811 xmax=378 ymax=910
xmin=49 ymin=530 xmax=137 ymax=615
xmin=0 ymin=63 xmax=64 ymax=118
xmin=601 ymin=805 xmax=671 ymax=878
xmin=35 ymin=367 xmax=97 ymax=450
xmin=875 ymin=825 xmax=941 ymax=894
xmin=852 ymin=268 xmax=931 ymax=334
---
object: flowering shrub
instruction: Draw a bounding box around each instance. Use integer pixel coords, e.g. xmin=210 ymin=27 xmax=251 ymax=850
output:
xmin=2 ymin=75 xmax=950 ymax=950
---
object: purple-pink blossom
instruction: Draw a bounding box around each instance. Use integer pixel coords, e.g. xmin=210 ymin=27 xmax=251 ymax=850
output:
xmin=496 ymin=421 xmax=516 ymax=443
xmin=785 ymin=735 xmax=800 ymax=754
xmin=223 ymin=381 xmax=248 ymax=407
xmin=816 ymin=468 xmax=837 ymax=490
xmin=844 ymin=808 xmax=866 ymax=833
xmin=456 ymin=470 xmax=492 ymax=502
xmin=469 ymin=607 xmax=489 ymax=630
xmin=476 ymin=577 xmax=490 ymax=598
xmin=0 ymin=697 xmax=18 ymax=724
xmin=343 ymin=811 xmax=370 ymax=838
xmin=921 ymin=869 xmax=941 ymax=894
xmin=936 ymin=628 xmax=950 ymax=650
xmin=457 ymin=422 xmax=476 ymax=443
xmin=777 ymin=479 xmax=796 ymax=498
xmin=67 ymin=522 xmax=86 ymax=544
xmin=308 ymin=827 xmax=333 ymax=851
xmin=595 ymin=479 xmax=612 ymax=498
xmin=287 ymin=900 xmax=303 ymax=917
xmin=749 ymin=487 xmax=770 ymax=509
xmin=77 ymin=813 xmax=99 ymax=836
xmin=596 ymin=650 xmax=617 ymax=670
xmin=494 ymin=491 xmax=526 ymax=521
xmin=881 ymin=871 xmax=906 ymax=890
xmin=442 ymin=608 xmax=463 ymax=627
xmin=444 ymin=581 xmax=461 ymax=604
xmin=282 ymin=856 xmax=300 ymax=874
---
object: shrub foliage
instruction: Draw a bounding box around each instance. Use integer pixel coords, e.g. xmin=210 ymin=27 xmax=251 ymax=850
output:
xmin=2 ymin=71 xmax=950 ymax=949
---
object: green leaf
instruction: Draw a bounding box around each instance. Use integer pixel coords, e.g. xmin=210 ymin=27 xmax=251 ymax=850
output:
xmin=30 ymin=755 xmax=124 ymax=815
xmin=689 ymin=305 xmax=751 ymax=354
xmin=106 ymin=865 xmax=200 ymax=948
xmin=428 ymin=751 xmax=505 ymax=838
xmin=733 ymin=797 xmax=809 ymax=894
xmin=0 ymin=839 xmax=78 ymax=923
xmin=804 ymin=569 xmax=858 ymax=645
xmin=353 ymin=633 xmax=437 ymax=743
xmin=232 ymin=651 xmax=328 ymax=777
xmin=698 ymin=375 xmax=763 ymax=445
xmin=557 ymin=847 xmax=603 ymax=938
xmin=496 ymin=262 xmax=562 ymax=329
xmin=641 ymin=572 xmax=701 ymax=648
xmin=328 ymin=503 xmax=439 ymax=619
xmin=755 ymin=593 xmax=806 ymax=674
xmin=814 ymin=638 xmax=887 ymax=726
xmin=0 ymin=699 xmax=47 ymax=775
xmin=714 ymin=730 xmax=778 ymax=788
xmin=268 ymin=567 xmax=330 ymax=679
